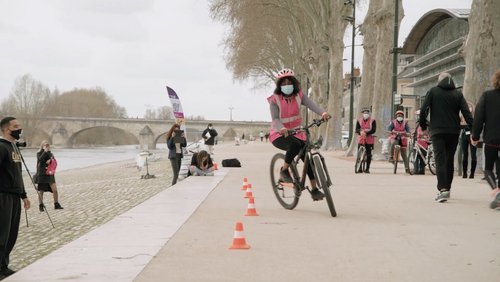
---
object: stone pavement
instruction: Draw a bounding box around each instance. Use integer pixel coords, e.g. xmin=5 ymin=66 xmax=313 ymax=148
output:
xmin=6 ymin=141 xmax=500 ymax=281
xmin=10 ymin=152 xmax=174 ymax=270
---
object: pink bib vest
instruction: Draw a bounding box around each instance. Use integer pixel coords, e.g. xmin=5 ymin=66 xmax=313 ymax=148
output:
xmin=267 ymin=92 xmax=306 ymax=142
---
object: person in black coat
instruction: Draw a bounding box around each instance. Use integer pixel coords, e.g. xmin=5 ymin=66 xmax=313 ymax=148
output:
xmin=471 ymin=69 xmax=500 ymax=209
xmin=419 ymin=73 xmax=473 ymax=203
xmin=36 ymin=141 xmax=63 ymax=211
xmin=202 ymin=123 xmax=218 ymax=156
xmin=0 ymin=117 xmax=30 ymax=279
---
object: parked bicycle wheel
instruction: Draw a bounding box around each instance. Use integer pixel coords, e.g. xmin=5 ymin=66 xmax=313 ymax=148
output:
xmin=408 ymin=148 xmax=417 ymax=175
xmin=427 ymin=146 xmax=436 ymax=175
xmin=393 ymin=145 xmax=400 ymax=174
xmin=355 ymin=146 xmax=366 ymax=173
xmin=270 ymin=153 xmax=299 ymax=209
xmin=312 ymin=154 xmax=336 ymax=217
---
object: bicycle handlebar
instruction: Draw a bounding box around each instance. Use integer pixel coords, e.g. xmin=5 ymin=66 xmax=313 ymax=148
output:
xmin=286 ymin=118 xmax=328 ymax=136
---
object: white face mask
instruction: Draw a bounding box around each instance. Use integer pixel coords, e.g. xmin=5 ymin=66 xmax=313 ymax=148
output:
xmin=396 ymin=117 xmax=403 ymax=122
xmin=208 ymin=127 xmax=213 ymax=130
xmin=280 ymin=85 xmax=294 ymax=96
xmin=363 ymin=113 xmax=370 ymax=120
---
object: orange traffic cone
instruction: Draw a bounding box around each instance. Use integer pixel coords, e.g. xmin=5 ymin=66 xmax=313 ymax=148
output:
xmin=241 ymin=177 xmax=249 ymax=190
xmin=229 ymin=222 xmax=250 ymax=249
xmin=244 ymin=197 xmax=259 ymax=216
xmin=244 ymin=183 xmax=254 ymax=199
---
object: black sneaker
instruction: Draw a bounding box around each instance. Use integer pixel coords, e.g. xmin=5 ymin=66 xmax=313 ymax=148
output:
xmin=0 ymin=267 xmax=16 ymax=277
xmin=364 ymin=169 xmax=370 ymax=174
xmin=280 ymin=167 xmax=293 ymax=183
xmin=39 ymin=204 xmax=45 ymax=212
xmin=54 ymin=202 xmax=64 ymax=210
xmin=310 ymin=188 xmax=324 ymax=201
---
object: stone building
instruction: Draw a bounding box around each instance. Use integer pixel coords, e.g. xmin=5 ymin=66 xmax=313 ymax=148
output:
xmin=400 ymin=8 xmax=470 ymax=101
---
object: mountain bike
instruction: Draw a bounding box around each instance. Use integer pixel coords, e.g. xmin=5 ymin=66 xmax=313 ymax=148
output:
xmin=355 ymin=135 xmax=376 ymax=173
xmin=408 ymin=135 xmax=436 ymax=175
xmin=270 ymin=119 xmax=336 ymax=217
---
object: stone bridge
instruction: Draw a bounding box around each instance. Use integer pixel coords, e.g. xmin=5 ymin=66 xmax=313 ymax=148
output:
xmin=30 ymin=117 xmax=270 ymax=149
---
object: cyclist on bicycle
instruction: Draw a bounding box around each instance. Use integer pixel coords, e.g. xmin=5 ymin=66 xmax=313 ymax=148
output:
xmin=413 ymin=110 xmax=430 ymax=174
xmin=355 ymin=107 xmax=376 ymax=173
xmin=267 ymin=68 xmax=330 ymax=201
xmin=388 ymin=110 xmax=411 ymax=173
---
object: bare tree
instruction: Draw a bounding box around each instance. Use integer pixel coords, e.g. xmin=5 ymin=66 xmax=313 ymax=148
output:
xmin=210 ymin=0 xmax=351 ymax=149
xmin=462 ymin=0 xmax=500 ymax=103
xmin=46 ymin=87 xmax=127 ymax=118
xmin=346 ymin=0 xmax=404 ymax=156
xmin=0 ymin=74 xmax=53 ymax=144
xmin=144 ymin=105 xmax=173 ymax=120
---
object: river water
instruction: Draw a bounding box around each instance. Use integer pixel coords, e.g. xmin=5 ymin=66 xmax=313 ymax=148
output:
xmin=19 ymin=141 xmax=203 ymax=174
xmin=20 ymin=145 xmax=163 ymax=174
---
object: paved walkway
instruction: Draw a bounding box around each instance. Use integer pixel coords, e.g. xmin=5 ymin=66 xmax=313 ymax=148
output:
xmin=7 ymin=142 xmax=500 ymax=281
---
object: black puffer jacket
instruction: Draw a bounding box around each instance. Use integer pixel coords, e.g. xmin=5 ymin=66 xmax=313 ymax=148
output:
xmin=0 ymin=138 xmax=27 ymax=198
xmin=471 ymin=89 xmax=500 ymax=145
xmin=419 ymin=76 xmax=473 ymax=135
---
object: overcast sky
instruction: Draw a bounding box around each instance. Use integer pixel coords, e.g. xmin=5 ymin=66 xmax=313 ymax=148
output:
xmin=0 ymin=0 xmax=472 ymax=122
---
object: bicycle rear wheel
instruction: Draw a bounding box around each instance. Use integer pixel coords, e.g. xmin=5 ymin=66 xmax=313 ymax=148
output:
xmin=270 ymin=153 xmax=299 ymax=210
xmin=393 ymin=145 xmax=400 ymax=174
xmin=355 ymin=146 xmax=366 ymax=173
xmin=408 ymin=149 xmax=417 ymax=175
xmin=312 ymin=155 xmax=337 ymax=217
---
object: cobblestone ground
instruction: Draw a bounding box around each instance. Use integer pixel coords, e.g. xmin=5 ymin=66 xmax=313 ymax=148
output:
xmin=10 ymin=155 xmax=174 ymax=270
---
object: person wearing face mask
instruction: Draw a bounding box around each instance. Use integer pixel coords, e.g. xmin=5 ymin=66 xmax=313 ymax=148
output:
xmin=0 ymin=117 xmax=31 ymax=279
xmin=419 ymin=72 xmax=473 ymax=203
xmin=267 ymin=68 xmax=331 ymax=201
xmin=355 ymin=107 xmax=377 ymax=173
xmin=387 ymin=110 xmax=411 ymax=173
xmin=202 ymin=123 xmax=218 ymax=156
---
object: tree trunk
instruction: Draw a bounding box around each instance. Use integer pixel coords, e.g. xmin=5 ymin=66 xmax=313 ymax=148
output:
xmin=346 ymin=0 xmax=404 ymax=157
xmin=463 ymin=0 xmax=500 ymax=104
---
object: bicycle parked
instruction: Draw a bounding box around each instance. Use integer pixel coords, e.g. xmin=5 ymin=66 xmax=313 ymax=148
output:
xmin=270 ymin=119 xmax=336 ymax=217
xmin=408 ymin=134 xmax=436 ymax=175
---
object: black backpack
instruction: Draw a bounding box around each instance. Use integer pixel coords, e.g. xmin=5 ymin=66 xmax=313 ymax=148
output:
xmin=221 ymin=158 xmax=241 ymax=167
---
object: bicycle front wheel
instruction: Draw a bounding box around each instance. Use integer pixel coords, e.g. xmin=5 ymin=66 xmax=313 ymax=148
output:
xmin=270 ymin=153 xmax=299 ymax=210
xmin=312 ymin=155 xmax=337 ymax=217
xmin=355 ymin=146 xmax=366 ymax=173
xmin=393 ymin=145 xmax=400 ymax=174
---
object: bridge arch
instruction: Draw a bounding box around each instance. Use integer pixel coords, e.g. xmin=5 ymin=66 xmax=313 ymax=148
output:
xmin=68 ymin=126 xmax=139 ymax=148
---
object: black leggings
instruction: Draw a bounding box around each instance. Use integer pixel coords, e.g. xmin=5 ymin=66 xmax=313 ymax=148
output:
xmin=272 ymin=136 xmax=315 ymax=180
xmin=484 ymin=145 xmax=500 ymax=189
xmin=169 ymin=154 xmax=183 ymax=185
xmin=461 ymin=130 xmax=477 ymax=172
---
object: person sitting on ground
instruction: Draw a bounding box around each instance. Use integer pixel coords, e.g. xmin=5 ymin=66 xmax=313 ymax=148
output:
xmin=189 ymin=150 xmax=214 ymax=176
xmin=36 ymin=141 xmax=63 ymax=211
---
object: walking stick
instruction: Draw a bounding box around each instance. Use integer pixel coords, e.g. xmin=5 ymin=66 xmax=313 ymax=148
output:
xmin=16 ymin=146 xmax=55 ymax=229
xmin=25 ymin=208 xmax=29 ymax=227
